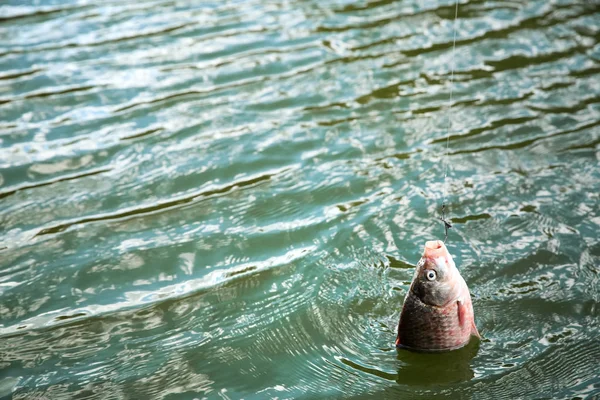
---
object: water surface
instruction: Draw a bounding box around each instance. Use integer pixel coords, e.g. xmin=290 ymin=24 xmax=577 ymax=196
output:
xmin=1 ymin=0 xmax=599 ymax=398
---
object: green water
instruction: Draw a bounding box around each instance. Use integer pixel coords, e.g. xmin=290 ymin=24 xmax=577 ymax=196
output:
xmin=1 ymin=0 xmax=599 ymax=398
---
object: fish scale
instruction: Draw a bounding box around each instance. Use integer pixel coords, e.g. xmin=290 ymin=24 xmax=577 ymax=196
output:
xmin=398 ymin=291 xmax=467 ymax=350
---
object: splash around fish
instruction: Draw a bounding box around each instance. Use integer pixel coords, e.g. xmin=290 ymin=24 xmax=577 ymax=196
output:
xmin=396 ymin=240 xmax=480 ymax=352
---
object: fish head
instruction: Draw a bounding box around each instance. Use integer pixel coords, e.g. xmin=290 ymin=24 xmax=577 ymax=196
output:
xmin=410 ymin=240 xmax=462 ymax=307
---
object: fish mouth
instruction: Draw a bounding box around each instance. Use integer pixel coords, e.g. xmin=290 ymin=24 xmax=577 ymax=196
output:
xmin=423 ymin=240 xmax=447 ymax=259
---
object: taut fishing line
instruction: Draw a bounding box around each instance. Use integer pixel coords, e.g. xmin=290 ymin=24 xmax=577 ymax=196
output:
xmin=439 ymin=0 xmax=459 ymax=243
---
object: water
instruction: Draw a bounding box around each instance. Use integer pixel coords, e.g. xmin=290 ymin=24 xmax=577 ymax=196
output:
xmin=1 ymin=0 xmax=599 ymax=398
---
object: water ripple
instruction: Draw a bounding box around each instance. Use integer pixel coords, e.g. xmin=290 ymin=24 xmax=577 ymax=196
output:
xmin=0 ymin=0 xmax=599 ymax=398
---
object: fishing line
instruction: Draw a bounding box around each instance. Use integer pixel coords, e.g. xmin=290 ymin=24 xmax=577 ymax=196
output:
xmin=439 ymin=0 xmax=459 ymax=243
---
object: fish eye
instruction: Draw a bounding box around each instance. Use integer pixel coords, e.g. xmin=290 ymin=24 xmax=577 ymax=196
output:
xmin=425 ymin=270 xmax=437 ymax=281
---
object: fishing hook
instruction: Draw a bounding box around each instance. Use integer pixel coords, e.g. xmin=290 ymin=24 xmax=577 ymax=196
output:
xmin=438 ymin=203 xmax=452 ymax=243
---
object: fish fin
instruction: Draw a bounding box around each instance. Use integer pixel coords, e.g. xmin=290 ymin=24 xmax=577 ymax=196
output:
xmin=457 ymin=298 xmax=481 ymax=338
xmin=395 ymin=334 xmax=401 ymax=347
xmin=471 ymin=320 xmax=481 ymax=339
xmin=457 ymin=298 xmax=465 ymax=327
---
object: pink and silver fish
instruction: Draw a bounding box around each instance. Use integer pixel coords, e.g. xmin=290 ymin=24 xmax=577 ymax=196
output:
xmin=396 ymin=240 xmax=480 ymax=351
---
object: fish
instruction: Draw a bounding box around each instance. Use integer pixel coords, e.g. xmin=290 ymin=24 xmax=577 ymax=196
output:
xmin=396 ymin=240 xmax=480 ymax=351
